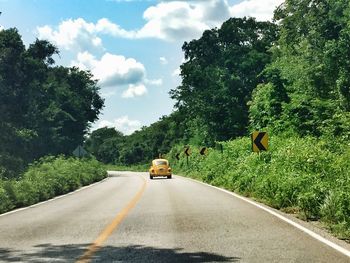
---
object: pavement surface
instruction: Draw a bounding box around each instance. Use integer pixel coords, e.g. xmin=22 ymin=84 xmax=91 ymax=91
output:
xmin=0 ymin=171 xmax=349 ymax=262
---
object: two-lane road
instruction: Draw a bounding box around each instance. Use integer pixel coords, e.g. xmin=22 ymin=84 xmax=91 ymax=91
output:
xmin=0 ymin=172 xmax=349 ymax=262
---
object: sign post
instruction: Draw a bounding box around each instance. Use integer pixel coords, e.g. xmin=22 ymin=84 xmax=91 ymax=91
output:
xmin=184 ymin=146 xmax=191 ymax=166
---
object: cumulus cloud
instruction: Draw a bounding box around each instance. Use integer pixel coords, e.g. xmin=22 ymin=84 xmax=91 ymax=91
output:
xmin=97 ymin=116 xmax=142 ymax=135
xmin=122 ymin=84 xmax=147 ymax=98
xmin=95 ymin=18 xmax=136 ymax=38
xmin=136 ymin=1 xmax=209 ymax=41
xmin=37 ymin=18 xmax=136 ymax=52
xmin=129 ymin=0 xmax=281 ymax=41
xmin=71 ymin=51 xmax=146 ymax=88
xmin=37 ymin=18 xmax=103 ymax=52
xmin=37 ymin=0 xmax=283 ymax=46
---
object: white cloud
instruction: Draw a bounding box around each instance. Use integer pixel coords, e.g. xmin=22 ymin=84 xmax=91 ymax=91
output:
xmin=136 ymin=1 xmax=211 ymax=41
xmin=122 ymin=84 xmax=147 ymax=98
xmin=97 ymin=116 xmax=142 ymax=135
xmin=37 ymin=0 xmax=283 ymax=47
xmin=37 ymin=18 xmax=103 ymax=52
xmin=160 ymin=57 xmax=168 ymax=65
xmin=95 ymin=18 xmax=136 ymax=38
xmin=36 ymin=18 xmax=135 ymax=52
xmin=71 ymin=51 xmax=146 ymax=88
xmin=230 ymin=0 xmax=284 ymax=21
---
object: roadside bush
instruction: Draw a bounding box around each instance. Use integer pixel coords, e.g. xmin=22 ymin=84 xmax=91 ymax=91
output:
xmin=0 ymin=156 xmax=107 ymax=214
xmin=0 ymin=181 xmax=14 ymax=212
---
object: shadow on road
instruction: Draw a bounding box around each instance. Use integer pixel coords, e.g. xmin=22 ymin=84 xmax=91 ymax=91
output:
xmin=0 ymin=244 xmax=240 ymax=262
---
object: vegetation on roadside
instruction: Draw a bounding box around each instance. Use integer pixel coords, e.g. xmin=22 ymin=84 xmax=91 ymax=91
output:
xmin=0 ymin=156 xmax=107 ymax=214
xmin=0 ymin=29 xmax=107 ymax=213
xmin=167 ymin=136 xmax=350 ymax=240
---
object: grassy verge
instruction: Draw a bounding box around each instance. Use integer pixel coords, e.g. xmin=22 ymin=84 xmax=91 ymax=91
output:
xmin=167 ymin=135 xmax=350 ymax=241
xmin=0 ymin=156 xmax=107 ymax=214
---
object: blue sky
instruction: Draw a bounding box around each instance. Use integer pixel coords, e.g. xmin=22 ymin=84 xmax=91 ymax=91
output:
xmin=0 ymin=0 xmax=283 ymax=135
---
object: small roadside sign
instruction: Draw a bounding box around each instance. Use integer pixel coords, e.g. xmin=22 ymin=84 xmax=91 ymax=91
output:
xmin=200 ymin=147 xmax=208 ymax=156
xmin=175 ymin=153 xmax=180 ymax=160
xmin=73 ymin=145 xmax=88 ymax=158
xmin=184 ymin=147 xmax=191 ymax=156
xmin=252 ymin=131 xmax=268 ymax=152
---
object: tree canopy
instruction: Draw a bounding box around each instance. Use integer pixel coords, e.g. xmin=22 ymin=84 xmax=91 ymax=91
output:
xmin=249 ymin=0 xmax=350 ymax=138
xmin=170 ymin=17 xmax=279 ymax=144
xmin=0 ymin=28 xmax=104 ymax=178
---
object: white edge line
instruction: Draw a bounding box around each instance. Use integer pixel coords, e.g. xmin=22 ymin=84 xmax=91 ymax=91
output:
xmin=178 ymin=175 xmax=350 ymax=258
xmin=0 ymin=177 xmax=109 ymax=218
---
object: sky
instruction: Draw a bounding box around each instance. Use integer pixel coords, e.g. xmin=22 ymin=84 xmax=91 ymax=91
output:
xmin=0 ymin=0 xmax=284 ymax=135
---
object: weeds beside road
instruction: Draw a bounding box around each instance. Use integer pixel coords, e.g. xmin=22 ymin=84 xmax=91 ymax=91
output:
xmin=0 ymin=156 xmax=107 ymax=214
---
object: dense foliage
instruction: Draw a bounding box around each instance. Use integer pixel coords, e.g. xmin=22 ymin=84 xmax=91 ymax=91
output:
xmin=85 ymin=112 xmax=188 ymax=165
xmin=249 ymin=0 xmax=350 ymax=138
xmin=0 ymin=156 xmax=107 ymax=214
xmin=0 ymin=28 xmax=104 ymax=178
xmin=170 ymin=17 xmax=278 ymax=144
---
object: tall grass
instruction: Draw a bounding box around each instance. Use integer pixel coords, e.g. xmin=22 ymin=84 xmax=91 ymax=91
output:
xmin=0 ymin=156 xmax=107 ymax=214
xmin=167 ymin=136 xmax=350 ymax=240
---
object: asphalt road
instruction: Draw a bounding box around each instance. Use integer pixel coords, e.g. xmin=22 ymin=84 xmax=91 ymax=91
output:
xmin=0 ymin=171 xmax=349 ymax=262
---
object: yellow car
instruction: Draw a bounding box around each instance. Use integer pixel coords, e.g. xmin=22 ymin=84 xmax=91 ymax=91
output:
xmin=149 ymin=159 xmax=172 ymax=179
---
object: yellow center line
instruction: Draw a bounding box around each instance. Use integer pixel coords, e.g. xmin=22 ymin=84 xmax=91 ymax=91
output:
xmin=76 ymin=175 xmax=147 ymax=263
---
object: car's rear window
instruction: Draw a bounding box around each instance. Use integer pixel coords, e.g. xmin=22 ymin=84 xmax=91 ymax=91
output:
xmin=154 ymin=160 xmax=168 ymax=166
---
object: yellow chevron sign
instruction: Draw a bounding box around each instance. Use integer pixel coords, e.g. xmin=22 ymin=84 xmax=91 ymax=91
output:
xmin=184 ymin=147 xmax=191 ymax=156
xmin=200 ymin=147 xmax=208 ymax=155
xmin=252 ymin=131 xmax=268 ymax=152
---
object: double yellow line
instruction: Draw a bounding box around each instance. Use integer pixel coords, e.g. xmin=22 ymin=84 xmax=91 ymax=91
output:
xmin=76 ymin=176 xmax=147 ymax=263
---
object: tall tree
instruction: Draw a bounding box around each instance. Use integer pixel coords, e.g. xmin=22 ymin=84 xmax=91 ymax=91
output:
xmin=0 ymin=28 xmax=104 ymax=177
xmin=85 ymin=127 xmax=124 ymax=163
xmin=249 ymin=0 xmax=350 ymax=138
xmin=170 ymin=17 xmax=278 ymax=143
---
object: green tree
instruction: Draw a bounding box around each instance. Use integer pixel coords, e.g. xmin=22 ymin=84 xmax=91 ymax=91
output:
xmin=250 ymin=0 xmax=350 ymax=138
xmin=170 ymin=17 xmax=278 ymax=143
xmin=85 ymin=127 xmax=124 ymax=163
xmin=0 ymin=28 xmax=104 ymax=177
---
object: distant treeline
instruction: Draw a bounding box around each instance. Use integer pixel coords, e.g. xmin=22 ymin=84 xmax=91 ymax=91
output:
xmin=86 ymin=0 xmax=350 ymax=165
xmin=0 ymin=29 xmax=104 ymax=178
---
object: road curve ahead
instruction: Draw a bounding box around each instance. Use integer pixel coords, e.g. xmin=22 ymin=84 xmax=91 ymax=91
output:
xmin=0 ymin=171 xmax=349 ymax=262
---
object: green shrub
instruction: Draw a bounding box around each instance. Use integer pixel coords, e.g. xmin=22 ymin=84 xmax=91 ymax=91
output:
xmin=0 ymin=156 xmax=107 ymax=214
xmin=0 ymin=182 xmax=14 ymax=213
